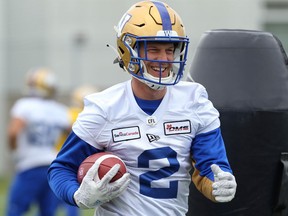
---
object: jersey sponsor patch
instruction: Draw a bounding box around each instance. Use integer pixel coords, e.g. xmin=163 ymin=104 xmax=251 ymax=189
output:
xmin=164 ymin=120 xmax=191 ymax=135
xmin=112 ymin=126 xmax=141 ymax=142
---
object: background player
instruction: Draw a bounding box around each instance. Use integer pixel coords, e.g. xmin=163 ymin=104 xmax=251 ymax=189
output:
xmin=6 ymin=67 xmax=70 ymax=216
xmin=48 ymin=1 xmax=237 ymax=215
xmin=55 ymin=85 xmax=99 ymax=152
xmin=54 ymin=85 xmax=99 ymax=216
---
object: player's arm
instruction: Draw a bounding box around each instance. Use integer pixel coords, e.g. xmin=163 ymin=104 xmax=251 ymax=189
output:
xmin=48 ymin=131 xmax=100 ymax=205
xmin=7 ymin=117 xmax=26 ymax=150
xmin=48 ymin=131 xmax=130 ymax=208
xmin=191 ymin=127 xmax=236 ymax=202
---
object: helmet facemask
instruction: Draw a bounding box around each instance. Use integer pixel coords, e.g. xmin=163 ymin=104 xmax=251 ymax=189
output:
xmin=122 ymin=33 xmax=189 ymax=90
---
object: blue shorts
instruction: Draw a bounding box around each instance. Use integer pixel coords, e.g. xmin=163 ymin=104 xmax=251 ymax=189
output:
xmin=6 ymin=166 xmax=59 ymax=216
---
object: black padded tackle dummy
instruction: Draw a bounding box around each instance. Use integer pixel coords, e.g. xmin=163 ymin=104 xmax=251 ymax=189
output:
xmin=186 ymin=29 xmax=288 ymax=216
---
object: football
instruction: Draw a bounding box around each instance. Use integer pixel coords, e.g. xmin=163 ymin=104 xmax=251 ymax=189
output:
xmin=77 ymin=152 xmax=127 ymax=183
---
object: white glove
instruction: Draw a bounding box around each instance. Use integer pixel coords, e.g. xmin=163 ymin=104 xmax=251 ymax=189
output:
xmin=211 ymin=164 xmax=237 ymax=202
xmin=74 ymin=160 xmax=131 ymax=209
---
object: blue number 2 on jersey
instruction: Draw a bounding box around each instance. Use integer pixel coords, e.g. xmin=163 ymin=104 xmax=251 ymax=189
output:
xmin=138 ymin=147 xmax=180 ymax=199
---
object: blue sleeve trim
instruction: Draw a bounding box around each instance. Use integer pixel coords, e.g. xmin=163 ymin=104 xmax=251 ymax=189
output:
xmin=48 ymin=131 xmax=102 ymax=205
xmin=191 ymin=128 xmax=232 ymax=181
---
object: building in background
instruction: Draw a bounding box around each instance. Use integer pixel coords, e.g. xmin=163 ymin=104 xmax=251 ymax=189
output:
xmin=0 ymin=0 xmax=287 ymax=176
xmin=263 ymin=0 xmax=288 ymax=50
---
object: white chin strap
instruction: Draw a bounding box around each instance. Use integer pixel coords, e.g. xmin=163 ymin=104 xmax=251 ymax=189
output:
xmin=142 ymin=71 xmax=174 ymax=90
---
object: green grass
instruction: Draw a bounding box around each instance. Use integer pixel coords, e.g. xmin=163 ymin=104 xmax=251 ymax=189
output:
xmin=0 ymin=175 xmax=95 ymax=216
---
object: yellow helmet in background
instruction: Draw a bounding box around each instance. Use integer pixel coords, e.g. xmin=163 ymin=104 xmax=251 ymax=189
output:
xmin=71 ymin=85 xmax=99 ymax=108
xmin=115 ymin=0 xmax=189 ymax=90
xmin=25 ymin=67 xmax=57 ymax=98
xmin=55 ymin=85 xmax=99 ymax=151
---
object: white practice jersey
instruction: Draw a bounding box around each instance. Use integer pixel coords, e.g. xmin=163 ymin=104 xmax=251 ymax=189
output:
xmin=11 ymin=97 xmax=70 ymax=172
xmin=73 ymin=80 xmax=220 ymax=216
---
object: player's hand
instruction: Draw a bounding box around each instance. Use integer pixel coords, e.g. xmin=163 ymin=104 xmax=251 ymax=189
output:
xmin=211 ymin=164 xmax=237 ymax=202
xmin=74 ymin=160 xmax=131 ymax=209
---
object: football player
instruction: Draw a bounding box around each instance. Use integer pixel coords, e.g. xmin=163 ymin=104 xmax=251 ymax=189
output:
xmin=6 ymin=67 xmax=70 ymax=216
xmin=48 ymin=1 xmax=237 ymax=215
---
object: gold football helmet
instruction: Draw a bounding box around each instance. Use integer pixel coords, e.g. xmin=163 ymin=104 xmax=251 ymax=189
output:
xmin=25 ymin=67 xmax=57 ymax=98
xmin=71 ymin=85 xmax=99 ymax=108
xmin=115 ymin=0 xmax=189 ymax=90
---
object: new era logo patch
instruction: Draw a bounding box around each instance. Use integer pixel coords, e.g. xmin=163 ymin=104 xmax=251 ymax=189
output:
xmin=146 ymin=134 xmax=160 ymax=142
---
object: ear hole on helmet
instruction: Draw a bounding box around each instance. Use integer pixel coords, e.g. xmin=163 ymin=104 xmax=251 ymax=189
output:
xmin=118 ymin=46 xmax=124 ymax=55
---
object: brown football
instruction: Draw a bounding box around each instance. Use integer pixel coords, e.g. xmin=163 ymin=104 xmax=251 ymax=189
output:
xmin=77 ymin=152 xmax=127 ymax=183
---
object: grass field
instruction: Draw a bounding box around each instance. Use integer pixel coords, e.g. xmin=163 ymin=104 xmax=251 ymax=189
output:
xmin=0 ymin=175 xmax=95 ymax=216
